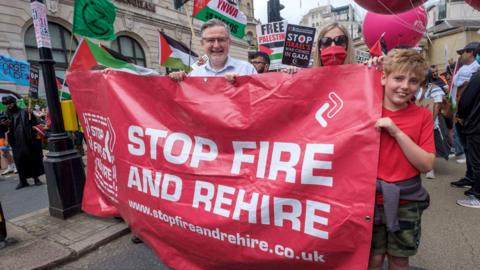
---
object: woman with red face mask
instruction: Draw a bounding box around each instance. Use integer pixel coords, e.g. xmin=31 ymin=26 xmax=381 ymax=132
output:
xmin=313 ymin=22 xmax=355 ymax=67
xmin=282 ymin=22 xmax=355 ymax=74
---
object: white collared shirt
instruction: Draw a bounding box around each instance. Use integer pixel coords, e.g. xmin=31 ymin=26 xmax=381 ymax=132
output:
xmin=190 ymin=56 xmax=257 ymax=77
xmin=453 ymin=61 xmax=480 ymax=87
xmin=451 ymin=61 xmax=480 ymax=107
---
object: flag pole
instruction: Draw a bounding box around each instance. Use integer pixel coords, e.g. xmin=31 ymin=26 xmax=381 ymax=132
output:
xmin=183 ymin=3 xmax=196 ymax=67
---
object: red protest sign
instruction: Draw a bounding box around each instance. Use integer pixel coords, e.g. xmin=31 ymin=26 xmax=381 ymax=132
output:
xmin=67 ymin=65 xmax=383 ymax=270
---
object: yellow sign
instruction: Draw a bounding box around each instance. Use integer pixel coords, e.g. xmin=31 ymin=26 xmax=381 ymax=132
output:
xmin=61 ymin=100 xmax=79 ymax=131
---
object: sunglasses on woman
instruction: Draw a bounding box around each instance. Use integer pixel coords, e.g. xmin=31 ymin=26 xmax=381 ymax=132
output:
xmin=319 ymin=35 xmax=348 ymax=48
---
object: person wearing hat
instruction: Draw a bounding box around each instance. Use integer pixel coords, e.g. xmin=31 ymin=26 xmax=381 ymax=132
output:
xmin=454 ymin=42 xmax=480 ymax=92
xmin=0 ymin=96 xmax=44 ymax=189
xmin=456 ymin=48 xmax=480 ymax=208
xmin=450 ymin=42 xmax=480 ymax=189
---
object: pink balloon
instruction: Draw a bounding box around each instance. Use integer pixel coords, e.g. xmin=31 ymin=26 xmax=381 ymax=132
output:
xmin=466 ymin=0 xmax=480 ymax=11
xmin=354 ymin=0 xmax=425 ymax=14
xmin=363 ymin=7 xmax=427 ymax=51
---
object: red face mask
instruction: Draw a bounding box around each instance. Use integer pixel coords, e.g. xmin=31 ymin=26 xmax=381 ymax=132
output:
xmin=320 ymin=45 xmax=347 ymax=66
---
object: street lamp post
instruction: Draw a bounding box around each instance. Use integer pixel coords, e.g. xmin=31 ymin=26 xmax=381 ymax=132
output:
xmin=30 ymin=0 xmax=85 ymax=219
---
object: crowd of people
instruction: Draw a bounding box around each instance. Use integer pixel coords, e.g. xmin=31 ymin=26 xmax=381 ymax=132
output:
xmin=0 ymin=17 xmax=476 ymax=270
xmin=166 ymin=19 xmax=480 ymax=270
xmin=0 ymin=97 xmax=86 ymax=190
xmin=414 ymin=41 xmax=480 ymax=210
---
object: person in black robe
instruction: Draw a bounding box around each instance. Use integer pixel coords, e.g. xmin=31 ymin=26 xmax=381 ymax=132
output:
xmin=1 ymin=96 xmax=44 ymax=189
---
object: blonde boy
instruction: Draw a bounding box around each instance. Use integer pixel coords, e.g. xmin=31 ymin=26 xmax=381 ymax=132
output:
xmin=369 ymin=49 xmax=435 ymax=270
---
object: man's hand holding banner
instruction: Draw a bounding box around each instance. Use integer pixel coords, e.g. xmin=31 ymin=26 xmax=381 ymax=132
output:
xmin=67 ymin=65 xmax=383 ymax=270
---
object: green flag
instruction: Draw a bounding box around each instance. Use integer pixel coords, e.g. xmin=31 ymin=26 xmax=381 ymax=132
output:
xmin=73 ymin=0 xmax=116 ymax=40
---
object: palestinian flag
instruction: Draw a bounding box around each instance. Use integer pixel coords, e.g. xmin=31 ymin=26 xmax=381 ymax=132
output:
xmin=101 ymin=44 xmax=133 ymax=63
xmin=68 ymin=38 xmax=158 ymax=75
xmin=56 ymin=77 xmax=71 ymax=100
xmin=159 ymin=32 xmax=198 ymax=72
xmin=260 ymin=43 xmax=283 ymax=62
xmin=193 ymin=0 xmax=247 ymax=39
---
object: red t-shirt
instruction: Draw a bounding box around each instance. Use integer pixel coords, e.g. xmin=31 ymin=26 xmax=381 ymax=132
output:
xmin=377 ymin=103 xmax=435 ymax=183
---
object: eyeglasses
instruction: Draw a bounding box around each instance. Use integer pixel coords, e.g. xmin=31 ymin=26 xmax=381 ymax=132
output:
xmin=202 ymin=37 xmax=229 ymax=44
xmin=250 ymin=61 xmax=266 ymax=65
xmin=319 ymin=35 xmax=348 ymax=48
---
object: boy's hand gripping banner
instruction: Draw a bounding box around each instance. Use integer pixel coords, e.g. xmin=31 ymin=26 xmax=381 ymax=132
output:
xmin=67 ymin=65 xmax=382 ymax=270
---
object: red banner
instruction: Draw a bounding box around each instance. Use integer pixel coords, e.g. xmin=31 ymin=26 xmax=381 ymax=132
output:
xmin=67 ymin=65 xmax=383 ymax=270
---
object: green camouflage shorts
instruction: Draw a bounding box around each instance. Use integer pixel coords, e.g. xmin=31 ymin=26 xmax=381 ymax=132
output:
xmin=371 ymin=200 xmax=429 ymax=257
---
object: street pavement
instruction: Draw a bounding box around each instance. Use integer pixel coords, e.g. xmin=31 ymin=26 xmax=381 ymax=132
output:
xmin=410 ymin=157 xmax=480 ymax=270
xmin=56 ymin=234 xmax=170 ymax=270
xmin=0 ymin=157 xmax=478 ymax=270
xmin=0 ymin=173 xmax=48 ymax=219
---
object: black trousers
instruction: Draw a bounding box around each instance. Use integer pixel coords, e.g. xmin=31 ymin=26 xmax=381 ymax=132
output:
xmin=466 ymin=135 xmax=480 ymax=195
xmin=458 ymin=123 xmax=473 ymax=180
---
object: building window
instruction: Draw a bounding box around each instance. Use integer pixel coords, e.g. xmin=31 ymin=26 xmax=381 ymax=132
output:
xmin=438 ymin=1 xmax=447 ymax=19
xmin=174 ymin=0 xmax=186 ymax=12
xmin=111 ymin=36 xmax=146 ymax=67
xmin=24 ymin=22 xmax=78 ymax=79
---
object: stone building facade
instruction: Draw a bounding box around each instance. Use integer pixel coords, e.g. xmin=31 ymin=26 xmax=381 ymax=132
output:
xmin=299 ymin=4 xmax=363 ymax=41
xmin=425 ymin=0 xmax=480 ymax=71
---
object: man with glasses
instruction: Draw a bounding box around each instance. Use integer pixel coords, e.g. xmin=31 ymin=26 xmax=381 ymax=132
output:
xmin=454 ymin=46 xmax=480 ymax=110
xmin=452 ymin=42 xmax=480 ymax=102
xmin=169 ymin=19 xmax=256 ymax=81
xmin=249 ymin=51 xmax=270 ymax=74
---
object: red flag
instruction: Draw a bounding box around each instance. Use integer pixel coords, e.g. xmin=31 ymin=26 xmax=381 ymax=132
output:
xmin=369 ymin=33 xmax=387 ymax=57
xmin=56 ymin=78 xmax=63 ymax=90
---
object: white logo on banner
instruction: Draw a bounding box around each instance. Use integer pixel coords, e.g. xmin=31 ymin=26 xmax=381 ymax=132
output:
xmin=83 ymin=113 xmax=118 ymax=202
xmin=315 ymin=92 xmax=344 ymax=128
